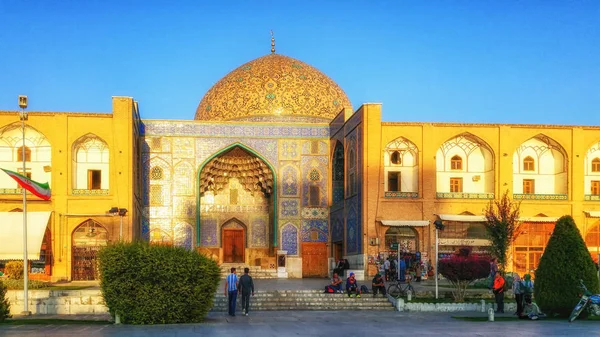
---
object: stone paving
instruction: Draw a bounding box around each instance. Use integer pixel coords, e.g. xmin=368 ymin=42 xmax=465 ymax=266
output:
xmin=1 ymin=311 xmax=598 ymax=336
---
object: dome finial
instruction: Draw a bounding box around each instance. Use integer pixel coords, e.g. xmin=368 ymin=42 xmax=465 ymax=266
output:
xmin=270 ymin=30 xmax=275 ymax=54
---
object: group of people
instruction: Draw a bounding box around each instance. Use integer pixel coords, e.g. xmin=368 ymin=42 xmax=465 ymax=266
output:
xmin=489 ymin=258 xmax=543 ymax=320
xmin=381 ymin=254 xmax=430 ymax=283
xmin=325 ymin=272 xmax=387 ymax=298
xmin=224 ymin=267 xmax=255 ymax=317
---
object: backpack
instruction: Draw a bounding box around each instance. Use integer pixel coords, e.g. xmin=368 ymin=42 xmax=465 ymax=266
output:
xmin=521 ymin=280 xmax=533 ymax=294
xmin=324 ymin=285 xmax=334 ymax=293
xmin=360 ymin=285 xmax=369 ymax=294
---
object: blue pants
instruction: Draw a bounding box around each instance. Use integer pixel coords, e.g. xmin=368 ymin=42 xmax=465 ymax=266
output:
xmin=228 ymin=290 xmax=238 ymax=316
xmin=331 ymin=283 xmax=342 ymax=291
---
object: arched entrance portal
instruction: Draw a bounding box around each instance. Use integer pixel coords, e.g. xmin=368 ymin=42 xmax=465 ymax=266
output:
xmin=197 ymin=144 xmax=276 ymax=264
xmin=71 ymin=219 xmax=109 ymax=280
xmin=222 ymin=219 xmax=246 ymax=263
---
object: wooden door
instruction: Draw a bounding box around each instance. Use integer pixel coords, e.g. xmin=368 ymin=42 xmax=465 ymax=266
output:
xmin=72 ymin=246 xmax=102 ymax=280
xmin=223 ymin=229 xmax=245 ymax=263
xmin=302 ymin=242 xmax=328 ymax=277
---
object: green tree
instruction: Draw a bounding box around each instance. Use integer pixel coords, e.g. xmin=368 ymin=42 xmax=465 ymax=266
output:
xmin=484 ymin=190 xmax=520 ymax=272
xmin=0 ymin=282 xmax=11 ymax=321
xmin=535 ymin=215 xmax=600 ymax=317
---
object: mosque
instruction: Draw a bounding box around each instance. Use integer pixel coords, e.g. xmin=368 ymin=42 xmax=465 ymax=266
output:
xmin=1 ymin=38 xmax=599 ymax=282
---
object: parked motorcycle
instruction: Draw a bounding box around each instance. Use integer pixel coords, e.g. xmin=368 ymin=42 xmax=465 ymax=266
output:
xmin=568 ymin=279 xmax=600 ymax=322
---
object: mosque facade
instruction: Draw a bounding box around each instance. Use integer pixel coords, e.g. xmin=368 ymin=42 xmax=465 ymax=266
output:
xmin=1 ymin=47 xmax=599 ymax=281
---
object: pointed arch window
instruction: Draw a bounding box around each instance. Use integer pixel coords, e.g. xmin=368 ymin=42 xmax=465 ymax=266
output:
xmin=450 ymin=155 xmax=462 ymax=170
xmin=17 ymin=146 xmax=31 ymax=162
xmin=150 ymin=166 xmax=163 ymax=180
xmin=592 ymin=158 xmax=600 ymax=172
xmin=523 ymin=156 xmax=535 ymax=171
xmin=390 ymin=151 xmax=401 ymax=165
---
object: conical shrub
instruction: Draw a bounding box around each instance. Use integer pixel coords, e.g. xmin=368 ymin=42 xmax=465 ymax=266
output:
xmin=0 ymin=282 xmax=11 ymax=321
xmin=535 ymin=215 xmax=600 ymax=317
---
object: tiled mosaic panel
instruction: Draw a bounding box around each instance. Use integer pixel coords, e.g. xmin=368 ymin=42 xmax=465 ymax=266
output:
xmin=332 ymin=181 xmax=344 ymax=204
xmin=302 ymin=140 xmax=328 ymax=155
xmin=301 ymin=156 xmax=328 ymax=207
xmin=279 ymin=140 xmax=301 ymax=160
xmin=173 ymin=196 xmax=196 ymax=218
xmin=201 ymin=218 xmax=218 ymax=246
xmin=357 ymin=125 xmax=363 ymax=254
xmin=301 ymin=220 xmax=328 ymax=242
xmin=280 ymin=164 xmax=300 ymax=197
xmin=251 ymin=217 xmax=268 ymax=248
xmin=149 ymin=206 xmax=172 ymax=218
xmin=174 ymin=222 xmax=193 ymax=250
xmin=195 ymin=138 xmax=278 ymax=168
xmin=172 ymin=138 xmax=195 ymax=159
xmin=301 ymin=207 xmax=328 ymax=219
xmin=346 ymin=202 xmax=358 ymax=254
xmin=330 ymin=210 xmax=344 ymax=243
xmin=143 ymin=122 xmax=330 ymax=139
xmin=173 ymin=161 xmax=194 ymax=195
xmin=141 ymin=153 xmax=151 ymax=205
xmin=281 ymin=223 xmax=298 ymax=255
xmin=141 ymin=218 xmax=150 ymax=241
xmin=280 ymin=199 xmax=299 ymax=218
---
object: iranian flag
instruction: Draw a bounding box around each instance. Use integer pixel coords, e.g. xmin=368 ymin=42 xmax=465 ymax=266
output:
xmin=1 ymin=168 xmax=51 ymax=200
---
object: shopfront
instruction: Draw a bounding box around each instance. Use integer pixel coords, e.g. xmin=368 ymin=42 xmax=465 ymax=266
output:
xmin=436 ymin=214 xmax=491 ymax=259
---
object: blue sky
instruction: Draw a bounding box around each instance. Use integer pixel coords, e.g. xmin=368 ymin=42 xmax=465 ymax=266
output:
xmin=0 ymin=1 xmax=598 ymax=125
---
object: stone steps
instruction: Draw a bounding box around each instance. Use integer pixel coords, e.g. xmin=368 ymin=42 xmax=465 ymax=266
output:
xmin=211 ymin=290 xmax=395 ymax=311
xmin=219 ymin=264 xmax=278 ymax=279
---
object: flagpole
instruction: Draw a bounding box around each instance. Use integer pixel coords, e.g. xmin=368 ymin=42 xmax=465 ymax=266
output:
xmin=18 ymin=95 xmax=30 ymax=315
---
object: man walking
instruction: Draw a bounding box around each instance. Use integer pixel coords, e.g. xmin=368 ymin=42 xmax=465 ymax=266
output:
xmin=224 ymin=267 xmax=239 ymax=316
xmin=239 ymin=267 xmax=255 ymax=316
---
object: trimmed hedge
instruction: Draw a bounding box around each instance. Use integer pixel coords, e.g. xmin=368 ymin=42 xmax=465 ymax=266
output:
xmin=0 ymin=281 xmax=10 ymax=321
xmin=535 ymin=215 xmax=600 ymax=317
xmin=0 ymin=279 xmax=49 ymax=290
xmin=98 ymin=242 xmax=220 ymax=324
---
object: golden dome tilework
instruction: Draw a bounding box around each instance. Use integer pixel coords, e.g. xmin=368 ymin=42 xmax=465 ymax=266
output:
xmin=195 ymin=54 xmax=352 ymax=121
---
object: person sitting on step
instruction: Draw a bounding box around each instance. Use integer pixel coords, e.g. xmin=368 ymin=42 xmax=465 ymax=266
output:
xmin=346 ymin=272 xmax=361 ymax=298
xmin=371 ymin=273 xmax=386 ymax=297
xmin=330 ymin=272 xmax=343 ymax=293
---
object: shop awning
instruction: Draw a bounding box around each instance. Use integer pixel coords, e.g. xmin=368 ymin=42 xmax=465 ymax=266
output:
xmin=0 ymin=211 xmax=51 ymax=260
xmin=380 ymin=220 xmax=430 ymax=227
xmin=437 ymin=214 xmax=486 ymax=222
xmin=518 ymin=216 xmax=559 ymax=223
xmin=584 ymin=211 xmax=600 ymax=218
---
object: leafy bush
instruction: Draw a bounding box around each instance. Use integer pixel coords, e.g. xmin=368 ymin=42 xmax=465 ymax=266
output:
xmin=1 ymin=279 xmax=50 ymax=290
xmin=4 ymin=261 xmax=24 ymax=280
xmin=535 ymin=215 xmax=600 ymax=317
xmin=439 ymin=252 xmax=489 ymax=302
xmin=0 ymin=281 xmax=11 ymax=321
xmin=98 ymin=241 xmax=220 ymax=324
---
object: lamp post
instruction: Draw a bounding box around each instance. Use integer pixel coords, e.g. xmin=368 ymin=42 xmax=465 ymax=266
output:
xmin=433 ymin=220 xmax=445 ymax=300
xmin=107 ymin=207 xmax=127 ymax=240
xmin=18 ymin=95 xmax=30 ymax=315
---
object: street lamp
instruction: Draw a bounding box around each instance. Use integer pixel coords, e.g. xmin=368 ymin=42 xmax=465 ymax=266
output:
xmin=107 ymin=207 xmax=128 ymax=240
xmin=433 ymin=219 xmax=445 ymax=300
xmin=18 ymin=95 xmax=31 ymax=315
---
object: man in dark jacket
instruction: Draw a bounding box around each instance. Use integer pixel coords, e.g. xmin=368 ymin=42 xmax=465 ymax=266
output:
xmin=239 ymin=267 xmax=255 ymax=316
xmin=372 ymin=273 xmax=386 ymax=297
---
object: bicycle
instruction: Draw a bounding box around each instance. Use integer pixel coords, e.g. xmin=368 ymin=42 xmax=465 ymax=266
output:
xmin=387 ymin=275 xmax=416 ymax=298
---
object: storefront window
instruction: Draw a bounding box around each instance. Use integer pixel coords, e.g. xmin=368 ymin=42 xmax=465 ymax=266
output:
xmin=385 ymin=227 xmax=418 ymax=252
xmin=513 ymin=222 xmax=555 ymax=276
xmin=585 ymin=223 xmax=600 ymax=263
